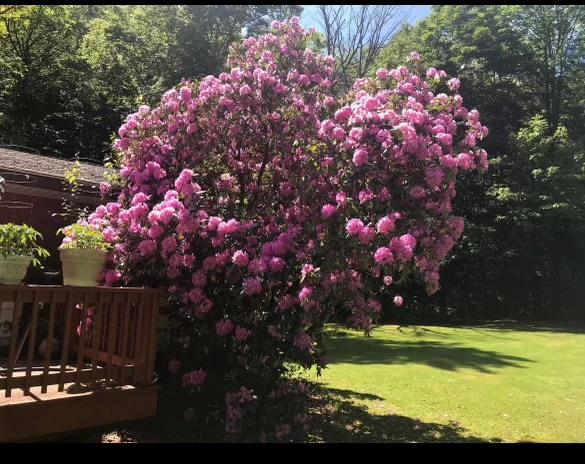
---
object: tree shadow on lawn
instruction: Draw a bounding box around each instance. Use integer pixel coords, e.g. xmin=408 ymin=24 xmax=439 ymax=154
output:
xmin=410 ymin=319 xmax=585 ymax=335
xmin=458 ymin=319 xmax=585 ymax=335
xmin=325 ymin=335 xmax=533 ymax=373
xmin=307 ymin=385 xmax=503 ymax=443
xmin=65 ymin=384 xmax=503 ymax=443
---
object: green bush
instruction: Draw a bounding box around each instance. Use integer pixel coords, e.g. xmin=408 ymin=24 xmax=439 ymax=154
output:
xmin=58 ymin=223 xmax=111 ymax=251
xmin=0 ymin=223 xmax=50 ymax=266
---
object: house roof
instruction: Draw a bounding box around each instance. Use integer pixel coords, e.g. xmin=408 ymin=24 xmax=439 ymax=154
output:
xmin=0 ymin=147 xmax=105 ymax=184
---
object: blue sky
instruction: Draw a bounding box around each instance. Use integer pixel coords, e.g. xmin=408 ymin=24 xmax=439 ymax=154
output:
xmin=300 ymin=5 xmax=432 ymax=30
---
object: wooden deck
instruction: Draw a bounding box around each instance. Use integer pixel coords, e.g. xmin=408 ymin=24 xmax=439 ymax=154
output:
xmin=0 ymin=285 xmax=160 ymax=442
xmin=0 ymin=382 xmax=158 ymax=442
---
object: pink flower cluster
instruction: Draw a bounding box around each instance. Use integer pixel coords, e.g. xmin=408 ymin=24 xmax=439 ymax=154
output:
xmin=80 ymin=18 xmax=488 ymax=435
xmin=182 ymin=368 xmax=207 ymax=387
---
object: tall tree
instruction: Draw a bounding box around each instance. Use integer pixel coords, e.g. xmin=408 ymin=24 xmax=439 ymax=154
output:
xmin=316 ymin=5 xmax=406 ymax=91
xmin=514 ymin=5 xmax=585 ymax=133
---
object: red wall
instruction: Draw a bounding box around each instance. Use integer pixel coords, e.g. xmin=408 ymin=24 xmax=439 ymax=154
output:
xmin=0 ymin=173 xmax=99 ymax=275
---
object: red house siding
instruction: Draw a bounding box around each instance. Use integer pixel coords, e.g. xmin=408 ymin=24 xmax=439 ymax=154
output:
xmin=0 ymin=149 xmax=104 ymax=278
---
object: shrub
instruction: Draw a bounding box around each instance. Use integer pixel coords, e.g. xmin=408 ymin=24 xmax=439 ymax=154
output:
xmin=0 ymin=223 xmax=49 ymax=266
xmin=58 ymin=222 xmax=111 ymax=251
xmin=81 ymin=18 xmax=488 ymax=440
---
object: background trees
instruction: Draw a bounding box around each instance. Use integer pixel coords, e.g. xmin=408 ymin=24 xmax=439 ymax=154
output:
xmin=0 ymin=5 xmax=303 ymax=160
xmin=315 ymin=5 xmax=406 ymax=92
xmin=377 ymin=5 xmax=585 ymax=321
xmin=1 ymin=5 xmax=583 ymax=322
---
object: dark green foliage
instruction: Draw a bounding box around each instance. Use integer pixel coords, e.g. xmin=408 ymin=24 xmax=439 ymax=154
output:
xmin=377 ymin=5 xmax=585 ymax=321
xmin=0 ymin=222 xmax=49 ymax=266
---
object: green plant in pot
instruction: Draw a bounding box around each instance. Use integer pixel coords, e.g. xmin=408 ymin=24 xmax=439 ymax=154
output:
xmin=0 ymin=223 xmax=50 ymax=284
xmin=58 ymin=223 xmax=111 ymax=287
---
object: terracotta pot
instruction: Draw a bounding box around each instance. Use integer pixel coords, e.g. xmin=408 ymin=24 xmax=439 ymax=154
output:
xmin=0 ymin=255 xmax=32 ymax=284
xmin=60 ymin=248 xmax=106 ymax=287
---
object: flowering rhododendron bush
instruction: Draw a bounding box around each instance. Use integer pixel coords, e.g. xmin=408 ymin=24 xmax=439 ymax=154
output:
xmin=85 ymin=17 xmax=488 ymax=440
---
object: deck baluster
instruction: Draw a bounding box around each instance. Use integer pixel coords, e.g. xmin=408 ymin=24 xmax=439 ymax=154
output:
xmin=105 ymin=292 xmax=119 ymax=385
xmin=5 ymin=291 xmax=22 ymax=397
xmin=23 ymin=291 xmax=40 ymax=395
xmin=132 ymin=292 xmax=145 ymax=384
xmin=58 ymin=291 xmax=75 ymax=392
xmin=75 ymin=292 xmax=89 ymax=385
xmin=41 ymin=291 xmax=57 ymax=393
xmin=91 ymin=292 xmax=104 ymax=387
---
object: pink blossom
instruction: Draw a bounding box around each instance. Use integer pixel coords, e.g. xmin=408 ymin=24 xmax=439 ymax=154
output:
xmin=232 ymin=250 xmax=250 ymax=268
xmin=447 ymin=78 xmax=460 ymax=91
xmin=321 ymin=204 xmax=336 ymax=219
xmin=216 ymin=319 xmax=235 ymax=336
xmin=183 ymin=369 xmax=207 ymax=387
xmin=376 ymin=216 xmax=396 ymax=234
xmin=239 ymin=84 xmax=252 ymax=96
xmin=346 ymin=218 xmax=364 ymax=235
xmin=436 ymin=132 xmax=453 ymax=146
xmin=243 ymin=277 xmax=262 ymax=295
xmin=358 ymin=226 xmax=375 ymax=244
xmin=352 ymin=148 xmax=369 ymax=167
xmin=298 ymin=286 xmax=312 ymax=301
xmin=269 ymin=257 xmax=285 ymax=273
xmin=376 ymin=68 xmax=389 ymax=80
xmin=358 ymin=190 xmax=375 ymax=204
xmin=138 ymin=239 xmax=157 ymax=256
xmin=235 ymin=326 xmax=252 ymax=342
xmin=374 ymin=247 xmax=393 ymax=264
xmin=457 ymin=152 xmax=474 ymax=170
xmin=99 ymin=182 xmax=111 ymax=196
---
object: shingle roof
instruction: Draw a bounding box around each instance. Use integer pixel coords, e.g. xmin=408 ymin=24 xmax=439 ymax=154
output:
xmin=0 ymin=148 xmax=105 ymax=184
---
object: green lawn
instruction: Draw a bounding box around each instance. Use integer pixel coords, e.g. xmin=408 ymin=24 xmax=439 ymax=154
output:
xmin=305 ymin=323 xmax=585 ymax=443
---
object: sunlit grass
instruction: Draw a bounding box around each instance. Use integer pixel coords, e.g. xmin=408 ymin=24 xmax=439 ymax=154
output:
xmin=305 ymin=323 xmax=585 ymax=442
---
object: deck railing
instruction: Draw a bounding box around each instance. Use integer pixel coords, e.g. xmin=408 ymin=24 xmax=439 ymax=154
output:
xmin=0 ymin=285 xmax=160 ymax=397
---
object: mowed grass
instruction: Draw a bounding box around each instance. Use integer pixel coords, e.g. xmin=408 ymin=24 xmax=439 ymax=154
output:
xmin=305 ymin=323 xmax=585 ymax=443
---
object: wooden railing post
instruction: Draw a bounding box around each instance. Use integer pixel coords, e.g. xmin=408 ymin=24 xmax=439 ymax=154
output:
xmin=105 ymin=292 xmax=119 ymax=386
xmin=91 ymin=292 xmax=104 ymax=387
xmin=58 ymin=291 xmax=76 ymax=392
xmin=119 ymin=292 xmax=132 ymax=384
xmin=132 ymin=292 xmax=145 ymax=385
xmin=75 ymin=291 xmax=88 ymax=385
xmin=41 ymin=290 xmax=57 ymax=393
xmin=5 ymin=291 xmax=22 ymax=397
xmin=145 ymin=292 xmax=159 ymax=384
xmin=23 ymin=291 xmax=40 ymax=395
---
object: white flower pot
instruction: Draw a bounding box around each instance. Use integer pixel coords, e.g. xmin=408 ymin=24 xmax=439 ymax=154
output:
xmin=0 ymin=255 xmax=32 ymax=284
xmin=60 ymin=248 xmax=106 ymax=287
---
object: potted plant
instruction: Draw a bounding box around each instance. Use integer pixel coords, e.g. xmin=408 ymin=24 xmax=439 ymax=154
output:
xmin=58 ymin=223 xmax=111 ymax=287
xmin=0 ymin=223 xmax=50 ymax=284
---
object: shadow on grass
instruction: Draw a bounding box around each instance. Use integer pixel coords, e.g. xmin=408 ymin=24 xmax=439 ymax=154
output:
xmin=458 ymin=319 xmax=585 ymax=335
xmin=67 ymin=384 xmax=503 ymax=443
xmin=307 ymin=385 xmax=502 ymax=443
xmin=325 ymin=335 xmax=533 ymax=373
xmin=396 ymin=325 xmax=453 ymax=337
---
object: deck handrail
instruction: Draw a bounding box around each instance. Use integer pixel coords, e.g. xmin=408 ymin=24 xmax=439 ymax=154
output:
xmin=0 ymin=284 xmax=160 ymax=397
